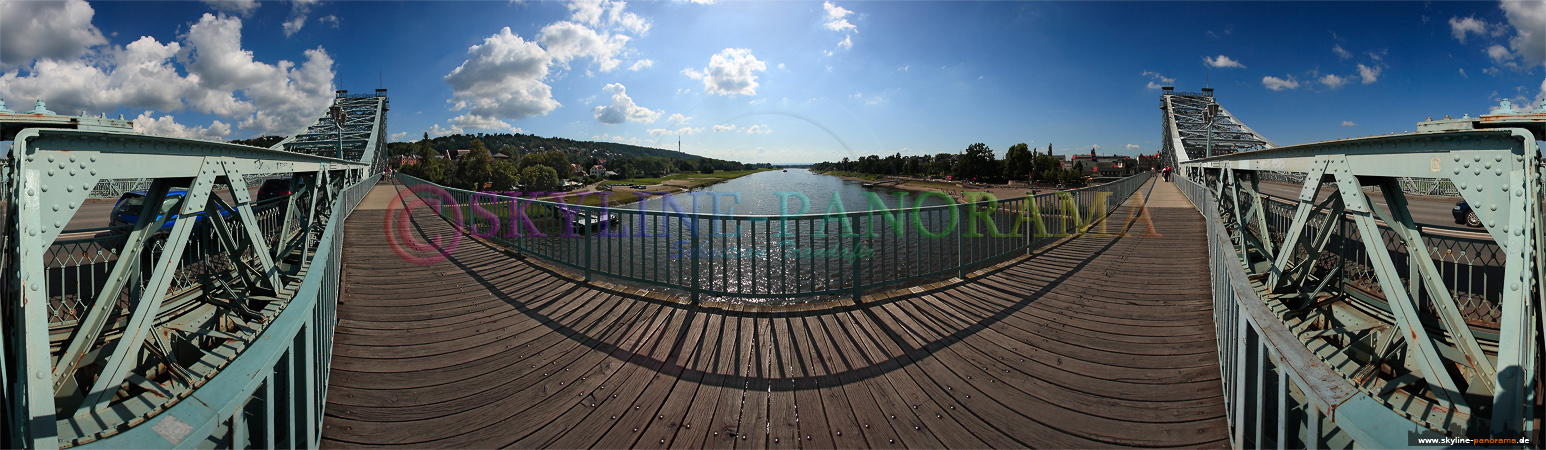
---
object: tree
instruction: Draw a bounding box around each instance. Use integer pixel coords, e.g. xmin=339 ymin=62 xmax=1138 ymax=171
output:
xmin=490 ymin=160 xmax=519 ymax=191
xmin=699 ymin=158 xmax=715 ymax=174
xmin=1003 ymin=143 xmax=1033 ymax=181
xmin=953 ymin=143 xmax=997 ymax=181
xmin=453 ymin=139 xmax=494 ymax=190
xmin=520 ymin=165 xmax=562 ymax=192
xmin=520 ymin=150 xmax=572 ymax=180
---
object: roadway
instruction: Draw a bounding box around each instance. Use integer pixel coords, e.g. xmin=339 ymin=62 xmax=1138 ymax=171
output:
xmin=1255 ymin=181 xmax=1482 ymax=240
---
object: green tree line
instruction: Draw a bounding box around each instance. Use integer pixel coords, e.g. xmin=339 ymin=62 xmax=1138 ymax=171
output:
xmin=810 ymin=143 xmax=1091 ymax=185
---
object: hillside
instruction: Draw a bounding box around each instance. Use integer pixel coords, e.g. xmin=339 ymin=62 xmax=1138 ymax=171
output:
xmin=389 ymin=132 xmax=732 ymax=162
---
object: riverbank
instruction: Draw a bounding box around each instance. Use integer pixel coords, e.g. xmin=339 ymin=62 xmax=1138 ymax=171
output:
xmin=534 ymin=168 xmax=773 ymax=208
xmin=813 ymin=170 xmax=1038 ymax=204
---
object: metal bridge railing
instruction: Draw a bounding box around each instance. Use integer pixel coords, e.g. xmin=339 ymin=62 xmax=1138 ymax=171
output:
xmin=393 ymin=172 xmax=1151 ymax=304
xmin=1178 ymin=175 xmax=1424 ymax=448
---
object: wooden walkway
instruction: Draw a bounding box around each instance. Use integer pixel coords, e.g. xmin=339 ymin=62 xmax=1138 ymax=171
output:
xmin=321 ymin=179 xmax=1229 ymax=448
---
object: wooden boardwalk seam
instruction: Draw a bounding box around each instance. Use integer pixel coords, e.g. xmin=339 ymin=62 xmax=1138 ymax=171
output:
xmin=322 ymin=179 xmax=1230 ymax=448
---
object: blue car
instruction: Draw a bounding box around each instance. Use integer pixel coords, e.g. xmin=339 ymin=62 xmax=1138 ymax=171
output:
xmin=109 ymin=189 xmax=234 ymax=243
xmin=1452 ymin=201 xmax=1481 ymax=228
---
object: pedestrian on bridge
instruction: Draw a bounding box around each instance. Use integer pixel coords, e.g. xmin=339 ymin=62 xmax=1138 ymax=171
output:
xmin=1162 ymin=166 xmax=1172 ymax=182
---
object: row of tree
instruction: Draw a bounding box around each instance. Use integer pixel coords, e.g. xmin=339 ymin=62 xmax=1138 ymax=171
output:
xmin=810 ymin=143 xmax=1090 ymax=184
xmin=397 ymin=138 xmax=565 ymax=192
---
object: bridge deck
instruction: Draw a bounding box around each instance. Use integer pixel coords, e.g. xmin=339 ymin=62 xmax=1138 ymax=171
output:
xmin=320 ymin=179 xmax=1229 ymax=448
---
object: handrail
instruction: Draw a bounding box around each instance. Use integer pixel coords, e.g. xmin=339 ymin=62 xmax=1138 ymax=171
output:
xmin=1176 ymin=175 xmax=1425 ymax=448
xmin=394 ymin=172 xmax=1153 ymax=303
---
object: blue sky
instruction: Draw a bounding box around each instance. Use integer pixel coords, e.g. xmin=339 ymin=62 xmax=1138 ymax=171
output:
xmin=2 ymin=1 xmax=1543 ymax=163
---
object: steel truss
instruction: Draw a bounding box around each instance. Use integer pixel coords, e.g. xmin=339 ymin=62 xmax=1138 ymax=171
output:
xmin=1181 ymin=122 xmax=1545 ymax=446
xmin=1161 ymin=91 xmax=1276 ymax=173
xmin=1 ymin=95 xmax=382 ymax=447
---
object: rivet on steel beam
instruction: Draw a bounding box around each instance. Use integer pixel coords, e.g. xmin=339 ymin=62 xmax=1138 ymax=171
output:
xmin=1491 ymin=204 xmax=1498 ymax=211
xmin=40 ymin=185 xmax=47 ymax=192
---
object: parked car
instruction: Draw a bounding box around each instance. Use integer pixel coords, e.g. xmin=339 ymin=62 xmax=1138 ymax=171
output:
xmin=256 ymin=178 xmax=293 ymax=202
xmin=1452 ymin=200 xmax=1482 ymax=228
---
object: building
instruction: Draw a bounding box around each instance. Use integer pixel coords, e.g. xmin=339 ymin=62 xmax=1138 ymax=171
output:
xmin=1066 ymin=153 xmax=1137 ymax=177
xmin=589 ymin=164 xmax=607 ymax=178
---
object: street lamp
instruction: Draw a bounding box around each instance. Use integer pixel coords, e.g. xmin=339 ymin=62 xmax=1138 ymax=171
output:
xmin=1203 ymin=101 xmax=1219 ymax=158
xmin=330 ymin=106 xmax=345 ymax=160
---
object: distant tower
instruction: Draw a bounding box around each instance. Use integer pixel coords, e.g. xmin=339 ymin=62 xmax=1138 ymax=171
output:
xmin=678 ymin=135 xmax=681 ymax=153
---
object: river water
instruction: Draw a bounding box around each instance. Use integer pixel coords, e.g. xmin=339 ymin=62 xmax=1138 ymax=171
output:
xmin=480 ymin=168 xmax=1117 ymax=305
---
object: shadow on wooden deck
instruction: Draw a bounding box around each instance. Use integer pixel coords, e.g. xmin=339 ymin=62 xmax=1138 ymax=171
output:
xmin=322 ymin=179 xmax=1229 ymax=449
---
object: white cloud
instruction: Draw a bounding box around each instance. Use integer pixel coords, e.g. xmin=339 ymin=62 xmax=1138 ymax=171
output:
xmin=539 ymin=21 xmax=628 ymax=73
xmin=391 ymin=131 xmax=408 ymax=141
xmin=1262 ymin=75 xmax=1299 ymax=91
xmin=837 ymin=35 xmax=853 ymax=50
xmin=1141 ymin=70 xmax=1175 ymax=89
xmin=592 ymin=83 xmax=659 ymax=124
xmin=202 ymin=0 xmax=260 ymax=16
xmin=713 ymin=124 xmax=737 ymax=132
xmin=667 ymin=113 xmax=691 ymax=124
xmin=1501 ymin=1 xmax=1545 ymax=68
xmin=282 ymin=16 xmax=307 ymax=37
xmin=648 ymin=126 xmax=702 ymax=136
xmin=0 ymin=13 xmax=335 ymax=136
xmin=449 ymin=113 xmax=518 ymax=132
xmin=1333 ymin=44 xmax=1352 ymax=59
xmin=744 ymin=124 xmax=770 ymax=134
xmin=1203 ymin=55 xmax=1246 ymax=68
xmin=282 ymin=0 xmax=319 ymax=37
xmin=1319 ymin=73 xmax=1349 ymax=89
xmin=1356 ymin=63 xmax=1381 ymax=84
xmin=318 ymin=15 xmax=340 ymax=29
xmin=822 ymin=2 xmax=856 ymax=32
xmin=1341 ymin=121 xmax=1356 ymax=126
xmin=428 ymin=123 xmax=463 ymax=137
xmin=0 ymin=0 xmax=106 ymax=70
xmin=567 ymin=0 xmax=651 ymax=35
xmin=1124 ymin=144 xmax=1140 ymax=150
xmin=606 ymin=1 xmax=650 ymax=35
xmin=133 ymin=112 xmax=232 ymax=141
xmin=1459 ymin=68 xmax=1468 ymax=78
xmin=1487 ymin=44 xmax=1515 ymax=63
xmin=628 ymin=59 xmax=654 ymax=71
xmin=1450 ymin=16 xmax=1491 ymax=42
xmin=682 ymin=48 xmax=767 ymax=96
xmin=444 ymin=27 xmax=560 ymax=121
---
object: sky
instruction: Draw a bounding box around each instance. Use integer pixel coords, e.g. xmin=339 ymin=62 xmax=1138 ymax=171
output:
xmin=1 ymin=0 xmax=1543 ymax=164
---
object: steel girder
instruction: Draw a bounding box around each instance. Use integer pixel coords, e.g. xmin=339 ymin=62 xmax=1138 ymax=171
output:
xmin=271 ymin=93 xmax=389 ymax=179
xmin=1183 ymin=125 xmax=1544 ymax=440
xmin=1 ymin=126 xmax=364 ymax=448
xmin=1161 ymin=93 xmax=1277 ymax=172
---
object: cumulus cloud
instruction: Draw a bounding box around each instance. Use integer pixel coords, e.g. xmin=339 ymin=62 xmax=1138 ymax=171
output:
xmin=1141 ymin=70 xmax=1175 ymax=89
xmin=837 ymin=35 xmax=853 ymax=50
xmin=444 ymin=27 xmax=560 ymax=121
xmin=540 ymin=21 xmax=628 ymax=73
xmin=1341 ymin=121 xmax=1356 ymax=126
xmin=1333 ymin=44 xmax=1352 ymax=59
xmin=1487 ymin=44 xmax=1515 ymax=63
xmin=202 ymin=0 xmax=260 ymax=16
xmin=713 ymin=124 xmax=737 ymax=132
xmin=822 ymin=2 xmax=856 ymax=32
xmin=0 ymin=0 xmax=107 ymax=70
xmin=133 ymin=112 xmax=232 ymax=141
xmin=682 ymin=48 xmax=767 ymax=96
xmin=567 ymin=0 xmax=650 ymax=35
xmin=428 ymin=123 xmax=463 ymax=137
xmin=318 ymin=15 xmax=341 ymax=29
xmin=628 ymin=59 xmax=654 ymax=71
xmin=391 ymin=131 xmax=408 ymax=141
xmin=592 ymin=83 xmax=659 ymax=124
xmin=667 ymin=113 xmax=691 ymax=124
xmin=1203 ymin=55 xmax=1246 ymax=68
xmin=0 ymin=13 xmax=335 ymax=136
xmin=1459 ymin=68 xmax=1468 ymax=78
xmin=282 ymin=16 xmax=307 ymax=37
xmin=1356 ymin=63 xmax=1381 ymax=84
xmin=1262 ymin=75 xmax=1299 ymax=91
xmin=1125 ymin=144 xmax=1140 ymax=150
xmin=1501 ymin=1 xmax=1545 ymax=68
xmin=450 ymin=113 xmax=518 ymax=132
xmin=1450 ymin=16 xmax=1491 ymax=42
xmin=743 ymin=124 xmax=770 ymax=134
xmin=1319 ymin=73 xmax=1349 ymax=89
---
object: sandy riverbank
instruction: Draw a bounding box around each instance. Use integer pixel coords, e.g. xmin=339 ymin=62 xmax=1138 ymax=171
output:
xmin=817 ymin=172 xmax=1043 ymax=203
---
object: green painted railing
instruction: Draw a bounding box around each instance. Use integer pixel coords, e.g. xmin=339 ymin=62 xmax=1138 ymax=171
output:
xmin=394 ymin=172 xmax=1152 ymax=303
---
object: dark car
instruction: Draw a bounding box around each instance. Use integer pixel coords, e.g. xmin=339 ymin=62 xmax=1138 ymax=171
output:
xmin=109 ymin=188 xmax=233 ymax=236
xmin=1452 ymin=201 xmax=1482 ymax=228
xmin=256 ymin=178 xmax=293 ymax=203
